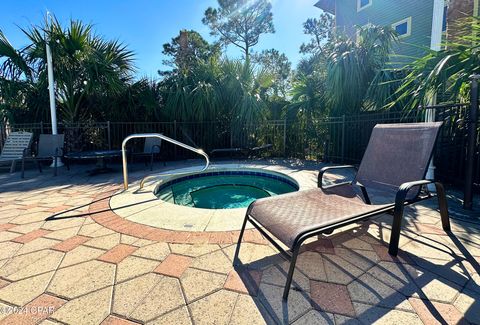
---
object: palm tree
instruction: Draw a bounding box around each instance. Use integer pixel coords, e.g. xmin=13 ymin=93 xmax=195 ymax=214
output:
xmin=1 ymin=15 xmax=135 ymax=124
xmin=389 ymin=17 xmax=480 ymax=110
xmin=326 ymin=24 xmax=397 ymax=115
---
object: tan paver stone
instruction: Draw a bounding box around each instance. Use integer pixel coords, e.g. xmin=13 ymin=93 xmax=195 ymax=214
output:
xmin=257 ymin=282 xmax=312 ymax=324
xmin=52 ymin=235 xmax=90 ymax=252
xmin=347 ymin=273 xmax=414 ymax=312
xmin=131 ymin=238 xmax=156 ymax=247
xmin=261 ymin=261 xmax=310 ymax=292
xmin=353 ymin=302 xmax=423 ymax=325
xmin=120 ymin=234 xmax=139 ymax=245
xmin=453 ymin=289 xmax=480 ymax=324
xmin=291 ymin=310 xmax=335 ymax=325
xmin=0 ymin=241 xmax=22 ymax=260
xmin=224 ymin=268 xmax=262 ymax=295
xmin=311 ymin=281 xmax=355 ymax=317
xmin=0 ymin=301 xmax=17 ymax=321
xmin=98 ymin=244 xmax=137 ymax=264
xmin=1 ymin=294 xmax=66 ymax=325
xmin=42 ymin=217 xmax=85 ymax=231
xmin=334 ymin=314 xmax=361 ymax=325
xmin=112 ymin=273 xmax=162 ymax=316
xmin=404 ymin=264 xmax=462 ymax=304
xmin=0 ymin=231 xmax=24 ymax=242
xmin=12 ymin=229 xmax=51 ymax=244
xmin=78 ymin=222 xmax=112 ymax=237
xmin=147 ymin=306 xmax=192 ymax=325
xmin=11 ymin=212 xmax=51 ymax=225
xmin=170 ymin=243 xmax=221 ymax=257
xmin=409 ymin=297 xmax=467 ymax=325
xmin=132 ymin=242 xmax=170 ymax=261
xmin=48 ymin=260 xmax=115 ymax=299
xmin=180 ymin=268 xmax=227 ymax=303
xmin=84 ymin=233 xmax=121 ymax=250
xmin=15 ymin=237 xmax=61 ymax=255
xmin=302 ymin=238 xmax=335 ymax=255
xmin=10 ymin=221 xmax=45 ymax=234
xmin=154 ymin=254 xmax=192 ymax=278
xmin=189 ymin=289 xmax=237 ymax=325
xmin=371 ymin=244 xmax=414 ymax=264
xmin=59 ymin=245 xmax=106 ymax=268
xmin=322 ymin=252 xmax=364 ymax=285
xmin=223 ymin=243 xmax=281 ymax=270
xmin=334 ymin=247 xmax=380 ymax=272
xmin=367 ymin=261 xmax=421 ymax=298
xmin=51 ymin=286 xmax=113 ymax=325
xmin=296 ymin=251 xmax=327 ymax=281
xmin=44 ymin=226 xmax=81 ymax=240
xmin=129 ymin=276 xmax=185 ymax=322
xmin=39 ymin=319 xmax=63 ymax=325
xmin=191 ymin=249 xmax=232 ymax=274
xmin=0 ymin=271 xmax=55 ymax=306
xmin=116 ymin=256 xmax=159 ymax=283
xmin=400 ymin=235 xmax=461 ymax=261
xmin=229 ymin=294 xmax=275 ymax=325
xmin=102 ymin=315 xmax=140 ymax=324
xmin=0 ymin=249 xmax=63 ymax=281
xmin=338 ymin=235 xmax=374 ymax=251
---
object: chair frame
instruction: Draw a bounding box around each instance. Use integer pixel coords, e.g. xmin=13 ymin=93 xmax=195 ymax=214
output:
xmin=233 ymin=164 xmax=450 ymax=300
xmin=21 ymin=136 xmax=65 ymax=178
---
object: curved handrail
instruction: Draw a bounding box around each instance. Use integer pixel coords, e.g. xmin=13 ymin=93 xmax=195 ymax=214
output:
xmin=122 ymin=133 xmax=210 ymax=190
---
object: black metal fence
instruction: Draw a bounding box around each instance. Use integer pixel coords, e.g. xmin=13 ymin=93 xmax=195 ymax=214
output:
xmin=1 ymin=104 xmax=478 ymax=192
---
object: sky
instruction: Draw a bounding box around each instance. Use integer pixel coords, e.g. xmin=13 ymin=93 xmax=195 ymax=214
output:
xmin=0 ymin=0 xmax=320 ymax=79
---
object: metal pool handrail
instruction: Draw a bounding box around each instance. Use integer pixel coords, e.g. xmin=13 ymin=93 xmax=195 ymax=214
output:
xmin=121 ymin=133 xmax=210 ymax=190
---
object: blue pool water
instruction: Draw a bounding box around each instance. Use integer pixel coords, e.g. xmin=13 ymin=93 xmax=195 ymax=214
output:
xmin=155 ymin=171 xmax=298 ymax=209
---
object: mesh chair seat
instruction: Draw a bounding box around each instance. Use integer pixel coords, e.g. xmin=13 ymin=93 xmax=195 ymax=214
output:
xmin=249 ymin=185 xmax=392 ymax=248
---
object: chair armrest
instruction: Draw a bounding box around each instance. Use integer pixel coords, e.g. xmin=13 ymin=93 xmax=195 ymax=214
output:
xmin=395 ymin=179 xmax=434 ymax=206
xmin=318 ymin=165 xmax=358 ymax=188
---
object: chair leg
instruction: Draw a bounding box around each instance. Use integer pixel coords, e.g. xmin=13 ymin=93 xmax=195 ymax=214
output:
xmin=233 ymin=214 xmax=249 ymax=266
xmin=21 ymin=158 xmax=25 ymax=178
xmin=283 ymin=243 xmax=301 ymax=300
xmin=435 ymin=182 xmax=450 ymax=231
xmin=10 ymin=160 xmax=16 ymax=173
xmin=37 ymin=159 xmax=42 ymax=173
xmin=389 ymin=203 xmax=405 ymax=256
xmin=54 ymin=158 xmax=58 ymax=177
xmin=150 ymin=153 xmax=154 ymax=171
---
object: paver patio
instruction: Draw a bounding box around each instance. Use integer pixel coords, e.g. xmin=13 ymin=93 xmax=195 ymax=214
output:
xmin=0 ymin=160 xmax=479 ymax=324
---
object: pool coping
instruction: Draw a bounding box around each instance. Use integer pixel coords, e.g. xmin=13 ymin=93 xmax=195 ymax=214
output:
xmin=108 ymin=163 xmax=318 ymax=233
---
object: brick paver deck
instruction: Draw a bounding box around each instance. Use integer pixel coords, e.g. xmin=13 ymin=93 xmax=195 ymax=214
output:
xmin=0 ymin=160 xmax=479 ymax=324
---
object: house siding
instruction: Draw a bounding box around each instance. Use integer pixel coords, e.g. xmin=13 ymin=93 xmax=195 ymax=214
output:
xmin=335 ymin=0 xmax=435 ymax=64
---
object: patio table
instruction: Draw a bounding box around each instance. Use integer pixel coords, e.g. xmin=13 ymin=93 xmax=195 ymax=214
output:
xmin=65 ymin=150 xmax=124 ymax=175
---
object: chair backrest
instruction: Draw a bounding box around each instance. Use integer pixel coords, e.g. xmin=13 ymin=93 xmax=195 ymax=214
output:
xmin=144 ymin=137 xmax=162 ymax=154
xmin=37 ymin=134 xmax=65 ymax=157
xmin=355 ymin=122 xmax=442 ymax=201
xmin=0 ymin=131 xmax=33 ymax=160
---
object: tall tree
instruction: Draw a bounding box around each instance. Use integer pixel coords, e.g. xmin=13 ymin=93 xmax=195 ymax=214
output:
xmin=202 ymin=0 xmax=275 ymax=61
xmin=300 ymin=13 xmax=334 ymax=55
xmin=252 ymin=49 xmax=291 ymax=96
xmin=161 ymin=29 xmax=220 ymax=75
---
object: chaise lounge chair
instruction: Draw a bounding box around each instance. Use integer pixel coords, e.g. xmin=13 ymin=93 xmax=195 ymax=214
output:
xmin=233 ymin=122 xmax=450 ymax=300
xmin=131 ymin=137 xmax=165 ymax=171
xmin=0 ymin=131 xmax=33 ymax=173
xmin=21 ymin=134 xmax=65 ymax=178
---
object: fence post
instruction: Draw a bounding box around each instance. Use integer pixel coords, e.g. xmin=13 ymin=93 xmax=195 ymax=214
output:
xmin=464 ymin=75 xmax=479 ymax=210
xmin=40 ymin=121 xmax=44 ymax=134
xmin=283 ymin=119 xmax=287 ymax=157
xmin=107 ymin=121 xmax=111 ymax=150
xmin=341 ymin=115 xmax=346 ymax=163
xmin=173 ymin=120 xmax=177 ymax=160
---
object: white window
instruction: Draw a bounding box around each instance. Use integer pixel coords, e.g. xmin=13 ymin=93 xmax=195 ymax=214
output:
xmin=392 ymin=17 xmax=412 ymax=38
xmin=357 ymin=0 xmax=372 ymax=12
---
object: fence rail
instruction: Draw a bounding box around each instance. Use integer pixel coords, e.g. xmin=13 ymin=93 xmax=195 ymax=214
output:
xmin=1 ymin=103 xmax=478 ymax=192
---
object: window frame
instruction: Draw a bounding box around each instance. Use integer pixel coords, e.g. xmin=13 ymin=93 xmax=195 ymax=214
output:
xmin=392 ymin=17 xmax=412 ymax=38
xmin=357 ymin=0 xmax=372 ymax=12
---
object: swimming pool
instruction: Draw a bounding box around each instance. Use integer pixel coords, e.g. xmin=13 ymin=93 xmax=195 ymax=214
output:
xmin=155 ymin=170 xmax=299 ymax=209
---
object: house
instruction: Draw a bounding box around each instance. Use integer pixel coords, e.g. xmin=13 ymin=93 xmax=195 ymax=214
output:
xmin=315 ymin=0 xmax=478 ymax=64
